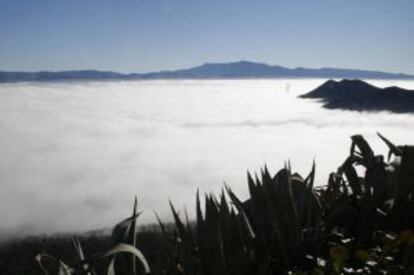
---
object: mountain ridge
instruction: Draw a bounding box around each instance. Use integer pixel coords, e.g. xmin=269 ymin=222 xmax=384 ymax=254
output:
xmin=1 ymin=61 xmax=414 ymax=83
xmin=300 ymin=79 xmax=414 ymax=113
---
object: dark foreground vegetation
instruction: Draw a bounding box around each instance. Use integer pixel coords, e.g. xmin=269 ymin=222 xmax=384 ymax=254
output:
xmin=0 ymin=133 xmax=413 ymax=275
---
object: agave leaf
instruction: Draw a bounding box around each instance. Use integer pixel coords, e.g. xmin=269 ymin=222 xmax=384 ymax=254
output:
xmin=35 ymin=254 xmax=73 ymax=275
xmin=131 ymin=196 xmax=138 ymax=245
xmin=270 ymin=167 xmax=303 ymax=265
xmin=247 ymin=171 xmax=257 ymax=197
xmin=196 ymin=190 xmax=204 ymax=245
xmin=351 ymin=135 xmax=375 ymax=166
xmin=262 ymin=165 xmax=273 ymax=187
xmin=130 ymin=196 xmax=138 ymax=275
xmin=184 ymin=208 xmax=194 ymax=243
xmin=285 ymin=167 xmax=299 ymax=221
xmin=101 ymin=243 xmax=150 ymax=274
xmin=203 ymin=194 xmax=228 ymax=275
xmin=112 ymin=211 xmax=142 ymax=244
xmin=155 ymin=212 xmax=173 ymax=243
xmin=239 ymin=208 xmax=256 ymax=240
xmin=58 ymin=266 xmax=72 ymax=275
xmin=224 ymin=184 xmax=244 ymax=212
xmin=106 ymin=257 xmax=116 ymax=275
xmin=341 ymin=157 xmax=362 ymax=197
xmin=219 ymin=189 xmax=230 ymax=215
xmin=304 ymin=161 xmax=316 ymax=189
xmin=72 ymin=238 xmax=85 ymax=260
xmin=254 ymin=172 xmax=261 ymax=186
xmin=287 ymin=160 xmax=292 ymax=173
xmin=72 ymin=238 xmax=96 ymax=275
xmin=196 ymin=190 xmax=204 ymax=224
xmin=110 ymin=197 xmax=140 ymax=275
xmin=196 ymin=190 xmax=212 ymax=273
xmin=35 ymin=254 xmax=51 ymax=275
xmin=35 ymin=255 xmax=50 ymax=275
xmin=205 ymin=194 xmax=219 ymax=220
xmin=264 ymin=164 xmax=271 ymax=178
xmin=377 ymin=132 xmax=403 ymax=160
xmin=170 ymin=201 xmax=192 ymax=244
xmin=224 ymin=184 xmax=256 ymax=241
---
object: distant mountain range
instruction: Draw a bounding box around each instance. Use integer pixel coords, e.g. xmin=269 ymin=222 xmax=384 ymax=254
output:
xmin=300 ymin=79 xmax=414 ymax=113
xmin=1 ymin=61 xmax=414 ymax=83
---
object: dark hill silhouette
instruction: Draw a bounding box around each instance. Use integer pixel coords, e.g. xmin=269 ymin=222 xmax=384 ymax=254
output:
xmin=1 ymin=61 xmax=414 ymax=83
xmin=300 ymin=79 xmax=414 ymax=113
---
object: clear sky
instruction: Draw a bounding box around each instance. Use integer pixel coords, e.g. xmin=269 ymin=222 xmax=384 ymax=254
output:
xmin=0 ymin=0 xmax=413 ymax=73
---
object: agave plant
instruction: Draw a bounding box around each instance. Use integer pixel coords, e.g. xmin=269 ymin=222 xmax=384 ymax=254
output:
xmin=31 ymin=133 xmax=413 ymax=275
xmin=228 ymin=165 xmax=323 ymax=272
xmin=320 ymin=133 xmax=414 ymax=238
xmin=35 ymin=197 xmax=150 ymax=275
xmin=164 ymin=164 xmax=323 ymax=274
xmin=159 ymin=192 xmax=256 ymax=275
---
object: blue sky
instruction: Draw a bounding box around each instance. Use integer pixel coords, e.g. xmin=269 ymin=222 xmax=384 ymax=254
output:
xmin=0 ymin=0 xmax=413 ymax=73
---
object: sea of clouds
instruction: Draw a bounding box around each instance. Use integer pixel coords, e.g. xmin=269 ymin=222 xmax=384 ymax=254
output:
xmin=0 ymin=79 xmax=413 ymax=238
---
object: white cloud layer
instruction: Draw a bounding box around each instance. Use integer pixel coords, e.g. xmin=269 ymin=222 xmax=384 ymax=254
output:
xmin=0 ymin=79 xmax=413 ymax=237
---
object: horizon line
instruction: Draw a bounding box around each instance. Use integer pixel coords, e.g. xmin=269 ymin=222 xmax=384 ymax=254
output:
xmin=1 ymin=60 xmax=413 ymax=76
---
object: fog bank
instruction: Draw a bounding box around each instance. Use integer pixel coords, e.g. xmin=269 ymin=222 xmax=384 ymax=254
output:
xmin=1 ymin=79 xmax=413 ymax=237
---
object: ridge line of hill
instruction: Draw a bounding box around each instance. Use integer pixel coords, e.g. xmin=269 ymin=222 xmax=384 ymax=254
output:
xmin=1 ymin=61 xmax=414 ymax=83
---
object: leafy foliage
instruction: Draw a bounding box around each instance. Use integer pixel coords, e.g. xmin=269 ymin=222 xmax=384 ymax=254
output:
xmin=164 ymin=133 xmax=414 ymax=274
xmin=34 ymin=197 xmax=150 ymax=275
